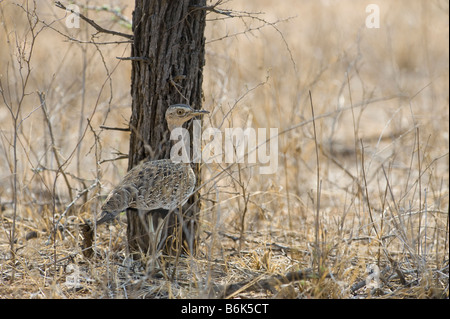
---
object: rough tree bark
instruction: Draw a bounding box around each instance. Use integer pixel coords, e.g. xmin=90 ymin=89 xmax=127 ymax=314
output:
xmin=127 ymin=0 xmax=206 ymax=258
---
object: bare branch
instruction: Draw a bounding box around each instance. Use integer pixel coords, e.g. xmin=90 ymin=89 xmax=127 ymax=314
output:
xmin=79 ymin=3 xmax=132 ymax=27
xmin=38 ymin=91 xmax=74 ymax=202
xmin=99 ymin=155 xmax=129 ymax=164
xmin=116 ymin=56 xmax=150 ymax=63
xmin=48 ymin=179 xmax=100 ymax=244
xmin=99 ymin=125 xmax=130 ymax=132
xmin=54 ymin=1 xmax=133 ymax=40
xmin=189 ymin=2 xmax=234 ymax=17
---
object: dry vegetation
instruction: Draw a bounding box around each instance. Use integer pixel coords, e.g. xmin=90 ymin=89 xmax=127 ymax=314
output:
xmin=0 ymin=0 xmax=448 ymax=299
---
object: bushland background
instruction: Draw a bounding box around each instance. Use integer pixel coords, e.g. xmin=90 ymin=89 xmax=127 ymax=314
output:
xmin=0 ymin=0 xmax=448 ymax=298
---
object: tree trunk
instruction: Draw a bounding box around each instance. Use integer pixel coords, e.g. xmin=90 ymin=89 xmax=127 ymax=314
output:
xmin=127 ymin=0 xmax=206 ymax=258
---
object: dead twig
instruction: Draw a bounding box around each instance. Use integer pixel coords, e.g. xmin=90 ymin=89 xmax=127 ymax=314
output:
xmin=46 ymin=180 xmax=99 ymax=244
xmin=189 ymin=2 xmax=234 ymax=17
xmin=78 ymin=3 xmax=132 ymax=26
xmin=99 ymin=155 xmax=129 ymax=164
xmin=116 ymin=56 xmax=150 ymax=63
xmin=309 ymin=90 xmax=323 ymax=274
xmin=38 ymin=91 xmax=74 ymax=202
xmin=99 ymin=125 xmax=130 ymax=132
xmin=54 ymin=1 xmax=133 ymax=40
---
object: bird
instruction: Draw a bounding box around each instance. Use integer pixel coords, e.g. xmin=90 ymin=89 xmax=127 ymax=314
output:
xmin=96 ymin=104 xmax=209 ymax=226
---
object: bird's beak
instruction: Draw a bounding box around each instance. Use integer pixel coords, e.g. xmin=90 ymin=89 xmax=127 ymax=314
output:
xmin=191 ymin=109 xmax=209 ymax=116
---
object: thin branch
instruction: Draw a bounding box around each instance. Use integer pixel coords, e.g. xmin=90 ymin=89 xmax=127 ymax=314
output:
xmin=79 ymin=3 xmax=132 ymax=26
xmin=360 ymin=138 xmax=378 ymax=238
xmin=200 ymin=3 xmax=297 ymax=70
xmin=189 ymin=2 xmax=234 ymax=17
xmin=38 ymin=91 xmax=74 ymax=202
xmin=310 ymin=90 xmax=323 ymax=274
xmin=67 ymin=39 xmax=132 ymax=45
xmin=116 ymin=56 xmax=150 ymax=63
xmin=99 ymin=155 xmax=129 ymax=164
xmin=99 ymin=125 xmax=130 ymax=132
xmin=54 ymin=1 xmax=133 ymax=40
xmin=47 ymin=180 xmax=99 ymax=244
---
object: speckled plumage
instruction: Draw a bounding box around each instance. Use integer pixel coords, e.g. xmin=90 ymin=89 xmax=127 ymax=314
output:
xmin=96 ymin=104 xmax=208 ymax=225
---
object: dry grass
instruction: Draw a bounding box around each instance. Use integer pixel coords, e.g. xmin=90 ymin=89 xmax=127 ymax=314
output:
xmin=0 ymin=0 xmax=448 ymax=299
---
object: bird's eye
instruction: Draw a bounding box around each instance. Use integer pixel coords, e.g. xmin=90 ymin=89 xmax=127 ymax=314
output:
xmin=177 ymin=109 xmax=185 ymax=116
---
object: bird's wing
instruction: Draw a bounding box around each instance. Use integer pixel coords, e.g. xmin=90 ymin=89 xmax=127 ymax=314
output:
xmin=128 ymin=160 xmax=195 ymax=211
xmin=100 ymin=159 xmax=196 ymax=215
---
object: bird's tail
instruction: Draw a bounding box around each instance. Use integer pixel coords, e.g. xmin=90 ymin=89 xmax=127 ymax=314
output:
xmin=96 ymin=211 xmax=117 ymax=225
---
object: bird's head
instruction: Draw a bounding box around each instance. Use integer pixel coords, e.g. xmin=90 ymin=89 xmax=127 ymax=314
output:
xmin=165 ymin=104 xmax=209 ymax=131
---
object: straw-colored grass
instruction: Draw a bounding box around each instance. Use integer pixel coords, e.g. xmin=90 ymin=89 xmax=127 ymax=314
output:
xmin=0 ymin=0 xmax=448 ymax=299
